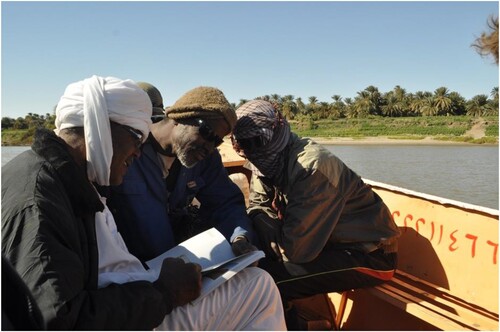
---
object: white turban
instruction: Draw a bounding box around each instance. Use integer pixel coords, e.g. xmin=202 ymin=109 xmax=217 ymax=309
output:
xmin=55 ymin=75 xmax=152 ymax=186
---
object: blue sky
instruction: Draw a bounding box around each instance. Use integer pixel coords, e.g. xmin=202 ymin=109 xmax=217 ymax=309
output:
xmin=1 ymin=1 xmax=499 ymax=119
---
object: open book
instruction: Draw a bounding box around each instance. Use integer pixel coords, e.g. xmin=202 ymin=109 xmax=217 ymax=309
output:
xmin=146 ymin=228 xmax=265 ymax=304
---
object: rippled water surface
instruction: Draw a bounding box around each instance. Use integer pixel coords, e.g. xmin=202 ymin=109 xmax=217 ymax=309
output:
xmin=325 ymin=144 xmax=498 ymax=209
xmin=2 ymin=144 xmax=499 ymax=209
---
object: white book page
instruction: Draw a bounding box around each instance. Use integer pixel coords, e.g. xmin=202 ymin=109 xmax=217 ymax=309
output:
xmin=145 ymin=228 xmax=265 ymax=303
xmin=146 ymin=228 xmax=233 ymax=276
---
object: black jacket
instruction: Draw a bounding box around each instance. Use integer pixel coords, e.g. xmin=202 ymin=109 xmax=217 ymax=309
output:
xmin=1 ymin=129 xmax=170 ymax=330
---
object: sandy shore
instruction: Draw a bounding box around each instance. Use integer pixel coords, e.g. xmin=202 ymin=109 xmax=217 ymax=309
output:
xmin=308 ymin=136 xmax=498 ymax=146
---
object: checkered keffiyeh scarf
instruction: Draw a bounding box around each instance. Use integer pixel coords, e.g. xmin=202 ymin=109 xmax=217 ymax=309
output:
xmin=233 ymin=100 xmax=290 ymax=178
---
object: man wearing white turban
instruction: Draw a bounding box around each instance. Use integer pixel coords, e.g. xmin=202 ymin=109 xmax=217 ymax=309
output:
xmin=2 ymin=76 xmax=286 ymax=331
xmin=54 ymin=75 xmax=152 ymax=185
xmin=2 ymin=75 xmax=197 ymax=330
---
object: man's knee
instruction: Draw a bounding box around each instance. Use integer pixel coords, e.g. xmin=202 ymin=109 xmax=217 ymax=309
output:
xmin=237 ymin=266 xmax=276 ymax=287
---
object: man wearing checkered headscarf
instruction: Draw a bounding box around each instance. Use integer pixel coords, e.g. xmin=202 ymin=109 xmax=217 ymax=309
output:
xmin=232 ymin=99 xmax=400 ymax=328
xmin=233 ymin=100 xmax=290 ymax=178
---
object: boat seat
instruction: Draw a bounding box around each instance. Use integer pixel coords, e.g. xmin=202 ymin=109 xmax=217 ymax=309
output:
xmin=333 ymin=269 xmax=498 ymax=330
xmin=289 ymin=292 xmax=349 ymax=330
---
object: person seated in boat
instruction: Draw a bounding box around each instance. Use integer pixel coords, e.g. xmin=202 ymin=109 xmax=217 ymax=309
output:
xmin=231 ymin=99 xmax=401 ymax=317
xmin=1 ymin=76 xmax=286 ymax=330
xmin=100 ymin=84 xmax=258 ymax=263
xmin=136 ymin=81 xmax=167 ymax=123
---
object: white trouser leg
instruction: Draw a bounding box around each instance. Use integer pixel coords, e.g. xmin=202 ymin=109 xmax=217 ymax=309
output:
xmin=155 ymin=267 xmax=286 ymax=331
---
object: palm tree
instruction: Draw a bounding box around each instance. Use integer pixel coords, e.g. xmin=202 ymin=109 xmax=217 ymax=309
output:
xmin=281 ymin=95 xmax=297 ymax=120
xmin=331 ymin=95 xmax=342 ymax=103
xmin=270 ymin=94 xmax=281 ymax=103
xmin=392 ymin=85 xmax=410 ymax=115
xmin=318 ymin=102 xmax=330 ymax=119
xmin=237 ymin=99 xmax=249 ymax=108
xmin=466 ymin=94 xmax=490 ymax=116
xmin=381 ymin=94 xmax=403 ymax=117
xmin=330 ymin=95 xmax=345 ymax=118
xmin=420 ymin=97 xmax=438 ymax=116
xmin=306 ymin=96 xmax=318 ymax=116
xmin=490 ymin=86 xmax=499 ymax=111
xmin=351 ymin=91 xmax=372 ymax=118
xmin=343 ymin=98 xmax=354 ymax=117
xmin=407 ymin=91 xmax=431 ymax=116
xmin=433 ymin=87 xmax=452 ymax=115
xmin=393 ymin=85 xmax=407 ymax=102
xmin=364 ymin=85 xmax=383 ymax=115
xmin=295 ymin=97 xmax=307 ymax=115
xmin=491 ymin=86 xmax=499 ymax=99
xmin=448 ymin=92 xmax=467 ymax=115
xmin=308 ymin=96 xmax=318 ymax=106
xmin=409 ymin=98 xmax=424 ymax=116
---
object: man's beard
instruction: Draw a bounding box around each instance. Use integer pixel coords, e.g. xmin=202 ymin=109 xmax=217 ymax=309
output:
xmin=173 ymin=141 xmax=198 ymax=169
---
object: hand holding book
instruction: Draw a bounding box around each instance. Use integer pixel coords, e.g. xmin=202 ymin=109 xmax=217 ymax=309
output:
xmin=146 ymin=228 xmax=265 ymax=304
xmin=152 ymin=257 xmax=202 ymax=308
xmin=231 ymin=235 xmax=259 ymax=266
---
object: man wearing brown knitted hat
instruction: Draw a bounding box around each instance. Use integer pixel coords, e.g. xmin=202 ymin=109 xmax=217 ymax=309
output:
xmin=103 ymin=85 xmax=257 ymax=263
xmin=98 ymin=85 xmax=288 ymax=330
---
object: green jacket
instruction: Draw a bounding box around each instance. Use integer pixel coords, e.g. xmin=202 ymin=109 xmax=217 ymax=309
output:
xmin=248 ymin=133 xmax=400 ymax=264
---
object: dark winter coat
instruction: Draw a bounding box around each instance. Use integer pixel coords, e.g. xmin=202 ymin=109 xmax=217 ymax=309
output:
xmin=1 ymin=129 xmax=170 ymax=330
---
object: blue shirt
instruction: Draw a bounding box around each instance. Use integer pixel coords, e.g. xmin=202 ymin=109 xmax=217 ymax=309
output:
xmin=104 ymin=142 xmax=254 ymax=262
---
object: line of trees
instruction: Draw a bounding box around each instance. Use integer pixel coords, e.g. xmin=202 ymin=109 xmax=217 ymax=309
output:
xmin=2 ymin=112 xmax=56 ymax=130
xmin=2 ymin=85 xmax=498 ymax=130
xmin=232 ymin=85 xmax=499 ymax=121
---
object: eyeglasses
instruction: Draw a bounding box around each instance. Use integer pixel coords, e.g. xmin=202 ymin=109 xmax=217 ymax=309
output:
xmin=122 ymin=125 xmax=144 ymax=149
xmin=231 ymin=135 xmax=266 ymax=154
xmin=193 ymin=118 xmax=224 ymax=147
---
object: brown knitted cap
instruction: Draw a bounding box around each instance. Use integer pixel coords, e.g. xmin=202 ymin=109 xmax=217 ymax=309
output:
xmin=166 ymin=86 xmax=236 ymax=130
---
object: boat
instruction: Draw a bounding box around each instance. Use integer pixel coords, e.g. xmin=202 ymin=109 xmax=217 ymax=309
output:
xmin=218 ymin=141 xmax=499 ymax=331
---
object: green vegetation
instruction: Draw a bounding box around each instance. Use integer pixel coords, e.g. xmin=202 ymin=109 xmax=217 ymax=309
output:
xmin=2 ymin=112 xmax=56 ymax=146
xmin=290 ymin=116 xmax=498 ymax=144
xmin=2 ymin=128 xmax=37 ymax=146
xmin=233 ymin=85 xmax=499 ymax=119
xmin=2 ymin=84 xmax=498 ymax=145
xmin=485 ymin=121 xmax=499 ymax=136
xmin=2 ymin=115 xmax=497 ymax=146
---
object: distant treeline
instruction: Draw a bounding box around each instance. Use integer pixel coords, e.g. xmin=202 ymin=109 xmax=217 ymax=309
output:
xmin=2 ymin=112 xmax=56 ymax=131
xmin=2 ymin=85 xmax=499 ymax=130
xmin=232 ymin=86 xmax=499 ymax=121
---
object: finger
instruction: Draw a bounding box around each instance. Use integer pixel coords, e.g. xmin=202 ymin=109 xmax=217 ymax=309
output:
xmin=165 ymin=256 xmax=186 ymax=265
xmin=270 ymin=242 xmax=283 ymax=261
xmin=197 ymin=275 xmax=202 ymax=290
xmin=232 ymin=241 xmax=254 ymax=255
xmin=193 ymin=263 xmax=202 ymax=274
xmin=265 ymin=244 xmax=279 ymax=260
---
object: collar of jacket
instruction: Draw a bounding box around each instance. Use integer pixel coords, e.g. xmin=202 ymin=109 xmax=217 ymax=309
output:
xmin=32 ymin=128 xmax=104 ymax=216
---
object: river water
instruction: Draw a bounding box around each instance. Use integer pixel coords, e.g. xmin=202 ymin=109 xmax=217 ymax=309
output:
xmin=2 ymin=144 xmax=499 ymax=209
xmin=325 ymin=144 xmax=498 ymax=210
